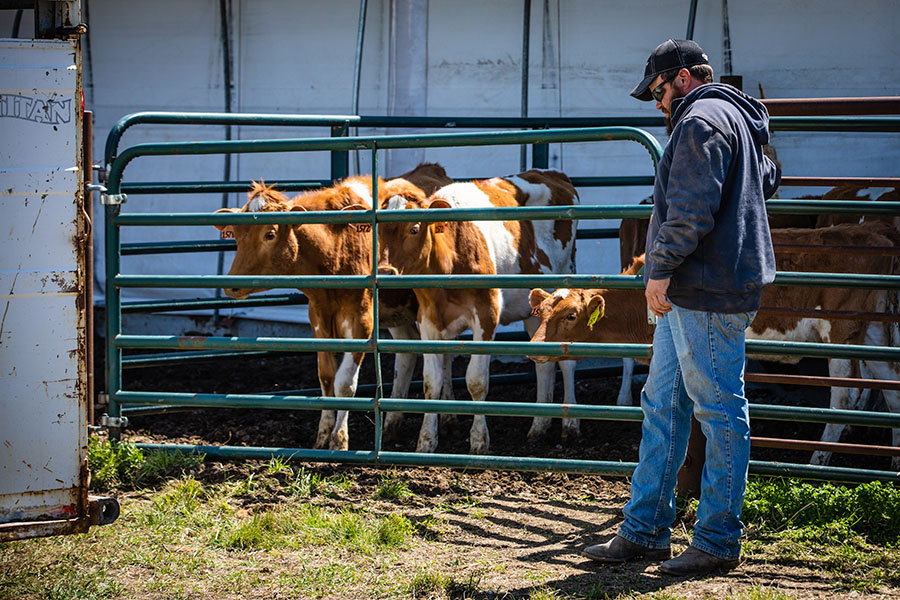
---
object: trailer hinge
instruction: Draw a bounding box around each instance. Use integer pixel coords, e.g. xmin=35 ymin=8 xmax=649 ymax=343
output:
xmin=100 ymin=193 xmax=126 ymax=206
xmin=100 ymin=413 xmax=129 ymax=429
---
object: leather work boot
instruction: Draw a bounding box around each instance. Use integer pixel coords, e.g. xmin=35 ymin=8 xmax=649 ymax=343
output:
xmin=659 ymin=546 xmax=740 ymax=576
xmin=582 ymin=535 xmax=672 ymax=563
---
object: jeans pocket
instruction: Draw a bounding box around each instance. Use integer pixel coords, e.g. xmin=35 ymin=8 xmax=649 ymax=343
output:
xmin=723 ymin=310 xmax=756 ymax=333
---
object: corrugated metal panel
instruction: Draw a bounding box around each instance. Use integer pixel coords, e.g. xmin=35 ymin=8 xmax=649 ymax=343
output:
xmin=0 ymin=38 xmax=88 ymax=532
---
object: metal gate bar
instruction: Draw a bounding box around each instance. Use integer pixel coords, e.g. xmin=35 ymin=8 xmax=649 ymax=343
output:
xmin=132 ymin=442 xmax=900 ymax=485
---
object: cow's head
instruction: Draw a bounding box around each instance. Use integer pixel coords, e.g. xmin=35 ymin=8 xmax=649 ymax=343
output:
xmin=213 ymin=181 xmax=307 ymax=299
xmin=527 ymin=287 xmax=608 ymax=363
xmin=215 ymin=179 xmax=379 ymax=299
xmin=527 ymin=255 xmax=647 ymax=363
xmin=377 ymin=181 xmax=455 ymax=277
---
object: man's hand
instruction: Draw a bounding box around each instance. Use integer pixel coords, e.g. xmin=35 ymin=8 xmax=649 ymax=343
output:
xmin=645 ymin=277 xmax=672 ymax=317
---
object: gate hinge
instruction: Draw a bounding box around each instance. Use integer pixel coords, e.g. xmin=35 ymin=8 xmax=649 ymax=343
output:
xmin=100 ymin=193 xmax=126 ymax=206
xmin=100 ymin=413 xmax=129 ymax=429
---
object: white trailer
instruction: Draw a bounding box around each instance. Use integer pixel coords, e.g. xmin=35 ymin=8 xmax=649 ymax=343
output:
xmin=0 ymin=0 xmax=116 ymax=541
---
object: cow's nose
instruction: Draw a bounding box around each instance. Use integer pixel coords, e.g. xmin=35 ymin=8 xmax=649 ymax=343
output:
xmin=378 ymin=265 xmax=399 ymax=276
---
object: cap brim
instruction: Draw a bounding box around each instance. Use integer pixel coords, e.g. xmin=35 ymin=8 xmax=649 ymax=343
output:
xmin=630 ymin=73 xmax=656 ymax=102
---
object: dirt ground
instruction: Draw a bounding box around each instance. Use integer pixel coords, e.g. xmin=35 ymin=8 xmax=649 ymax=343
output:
xmin=109 ymin=349 xmax=899 ymax=598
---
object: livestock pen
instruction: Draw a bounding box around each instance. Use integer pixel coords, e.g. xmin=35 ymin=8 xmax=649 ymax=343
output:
xmin=95 ymin=109 xmax=900 ymax=485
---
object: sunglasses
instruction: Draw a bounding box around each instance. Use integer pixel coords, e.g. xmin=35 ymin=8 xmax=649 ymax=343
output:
xmin=650 ymin=73 xmax=677 ymax=102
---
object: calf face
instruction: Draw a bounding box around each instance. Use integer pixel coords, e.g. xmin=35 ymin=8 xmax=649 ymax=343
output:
xmin=528 ymin=288 xmax=607 ymax=363
xmin=527 ymin=258 xmax=652 ymax=364
xmin=214 ymin=184 xmax=304 ymax=299
xmin=377 ymin=189 xmax=454 ymax=277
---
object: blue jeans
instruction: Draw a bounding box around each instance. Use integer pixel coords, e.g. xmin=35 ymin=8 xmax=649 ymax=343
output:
xmin=618 ymin=305 xmax=755 ymax=560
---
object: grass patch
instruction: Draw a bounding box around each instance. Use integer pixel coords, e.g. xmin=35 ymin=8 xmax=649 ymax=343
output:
xmin=405 ymin=566 xmax=482 ymax=599
xmin=743 ymin=477 xmax=900 ymax=592
xmin=374 ymin=472 xmax=416 ymax=501
xmin=0 ymin=557 xmax=124 ymax=600
xmin=214 ymin=504 xmax=414 ymax=553
xmin=278 ymin=563 xmax=362 ymax=598
xmin=743 ymin=477 xmax=900 ymax=546
xmin=88 ymin=436 xmax=203 ymax=491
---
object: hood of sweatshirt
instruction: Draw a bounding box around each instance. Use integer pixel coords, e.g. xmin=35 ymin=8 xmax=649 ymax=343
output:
xmin=670 ymin=82 xmax=771 ymax=146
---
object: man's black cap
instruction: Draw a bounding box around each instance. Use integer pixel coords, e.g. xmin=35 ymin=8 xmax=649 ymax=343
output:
xmin=630 ymin=39 xmax=709 ymax=101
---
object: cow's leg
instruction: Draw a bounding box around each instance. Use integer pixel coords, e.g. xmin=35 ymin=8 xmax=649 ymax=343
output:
xmin=523 ymin=316 xmax=558 ymax=442
xmin=465 ymin=352 xmax=491 ymax=454
xmin=811 ymin=359 xmax=859 ymax=466
xmin=888 ymin=389 xmax=900 ymax=472
xmin=617 ymin=358 xmax=635 ymax=406
xmin=559 ymin=359 xmax=580 ymax=442
xmin=439 ymin=353 xmax=458 ymax=430
xmin=416 ymin=352 xmax=444 ymax=453
xmin=527 ymin=361 xmax=556 ymax=443
xmin=331 ymin=351 xmax=365 ymax=451
xmin=463 ymin=314 xmax=496 ymax=455
xmin=384 ymin=324 xmax=418 ymax=442
xmin=314 ymin=352 xmax=338 ymax=449
xmin=861 ymin=357 xmax=900 ymax=471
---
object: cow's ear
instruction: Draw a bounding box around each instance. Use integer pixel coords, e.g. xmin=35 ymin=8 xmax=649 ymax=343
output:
xmin=337 ymin=204 xmax=374 ymax=234
xmin=529 ymin=288 xmax=551 ymax=310
xmin=428 ymin=198 xmax=451 ymax=233
xmin=213 ymin=207 xmax=238 ymax=233
xmin=586 ymin=294 xmax=607 ymax=328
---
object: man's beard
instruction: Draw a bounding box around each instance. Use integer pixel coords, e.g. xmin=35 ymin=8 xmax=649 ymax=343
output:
xmin=664 ymin=90 xmax=687 ymax=135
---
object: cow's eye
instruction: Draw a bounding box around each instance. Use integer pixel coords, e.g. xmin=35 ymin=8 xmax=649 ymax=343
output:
xmin=264 ymin=230 xmax=276 ymax=241
xmin=566 ymin=312 xmax=578 ymax=321
xmin=409 ymin=224 xmax=420 ymax=235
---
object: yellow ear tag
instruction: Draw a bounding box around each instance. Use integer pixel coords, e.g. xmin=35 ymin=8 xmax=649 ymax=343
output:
xmin=587 ymin=305 xmax=604 ymax=327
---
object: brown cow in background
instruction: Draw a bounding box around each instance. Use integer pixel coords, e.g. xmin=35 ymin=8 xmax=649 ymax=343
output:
xmin=529 ymin=222 xmax=900 ymax=471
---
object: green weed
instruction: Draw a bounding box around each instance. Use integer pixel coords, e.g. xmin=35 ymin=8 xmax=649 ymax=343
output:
xmin=265 ymin=455 xmax=294 ymax=476
xmin=743 ymin=477 xmax=900 ymax=546
xmin=87 ymin=437 xmax=144 ymax=490
xmin=405 ymin=566 xmax=482 ymax=599
xmin=215 ymin=504 xmax=412 ymax=553
xmin=374 ymin=472 xmax=415 ymax=501
xmin=529 ymin=585 xmax=564 ymax=600
xmin=88 ymin=437 xmax=203 ymax=490
xmin=278 ymin=563 xmax=361 ymax=598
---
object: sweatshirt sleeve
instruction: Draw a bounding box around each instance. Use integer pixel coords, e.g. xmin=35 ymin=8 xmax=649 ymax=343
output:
xmin=647 ymin=116 xmax=732 ymax=280
xmin=761 ymin=154 xmax=782 ymax=200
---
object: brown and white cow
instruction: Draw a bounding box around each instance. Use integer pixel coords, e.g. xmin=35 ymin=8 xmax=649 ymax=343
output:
xmin=529 ymin=222 xmax=900 ymax=470
xmin=214 ymin=163 xmax=454 ymax=451
xmin=377 ymin=169 xmax=580 ymax=454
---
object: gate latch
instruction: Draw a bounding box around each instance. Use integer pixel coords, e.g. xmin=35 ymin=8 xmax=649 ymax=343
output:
xmin=100 ymin=193 xmax=126 ymax=206
xmin=100 ymin=414 xmax=129 ymax=429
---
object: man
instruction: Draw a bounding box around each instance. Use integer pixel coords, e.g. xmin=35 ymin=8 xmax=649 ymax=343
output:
xmin=583 ymin=39 xmax=781 ymax=576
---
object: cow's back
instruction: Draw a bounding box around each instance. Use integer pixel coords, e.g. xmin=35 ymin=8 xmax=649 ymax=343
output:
xmin=439 ymin=170 xmax=578 ymax=324
xmin=749 ymin=222 xmax=898 ymax=349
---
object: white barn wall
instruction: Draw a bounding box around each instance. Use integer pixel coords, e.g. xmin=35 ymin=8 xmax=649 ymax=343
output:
xmin=3 ymin=1 xmax=896 ymax=328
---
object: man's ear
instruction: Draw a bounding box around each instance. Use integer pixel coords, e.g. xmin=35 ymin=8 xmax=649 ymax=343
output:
xmin=428 ymin=198 xmax=451 ymax=233
xmin=585 ymin=294 xmax=607 ymax=328
xmin=213 ymin=207 xmax=238 ymax=234
xmin=529 ymin=289 xmax=551 ymax=310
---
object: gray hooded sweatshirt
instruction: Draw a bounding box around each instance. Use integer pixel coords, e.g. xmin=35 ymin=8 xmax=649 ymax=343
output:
xmin=644 ymin=82 xmax=782 ymax=313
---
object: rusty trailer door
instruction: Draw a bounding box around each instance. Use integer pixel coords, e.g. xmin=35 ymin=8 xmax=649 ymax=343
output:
xmin=0 ymin=11 xmax=116 ymax=541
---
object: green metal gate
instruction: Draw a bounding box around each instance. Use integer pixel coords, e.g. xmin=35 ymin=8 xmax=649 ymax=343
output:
xmin=100 ymin=114 xmax=900 ymax=484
